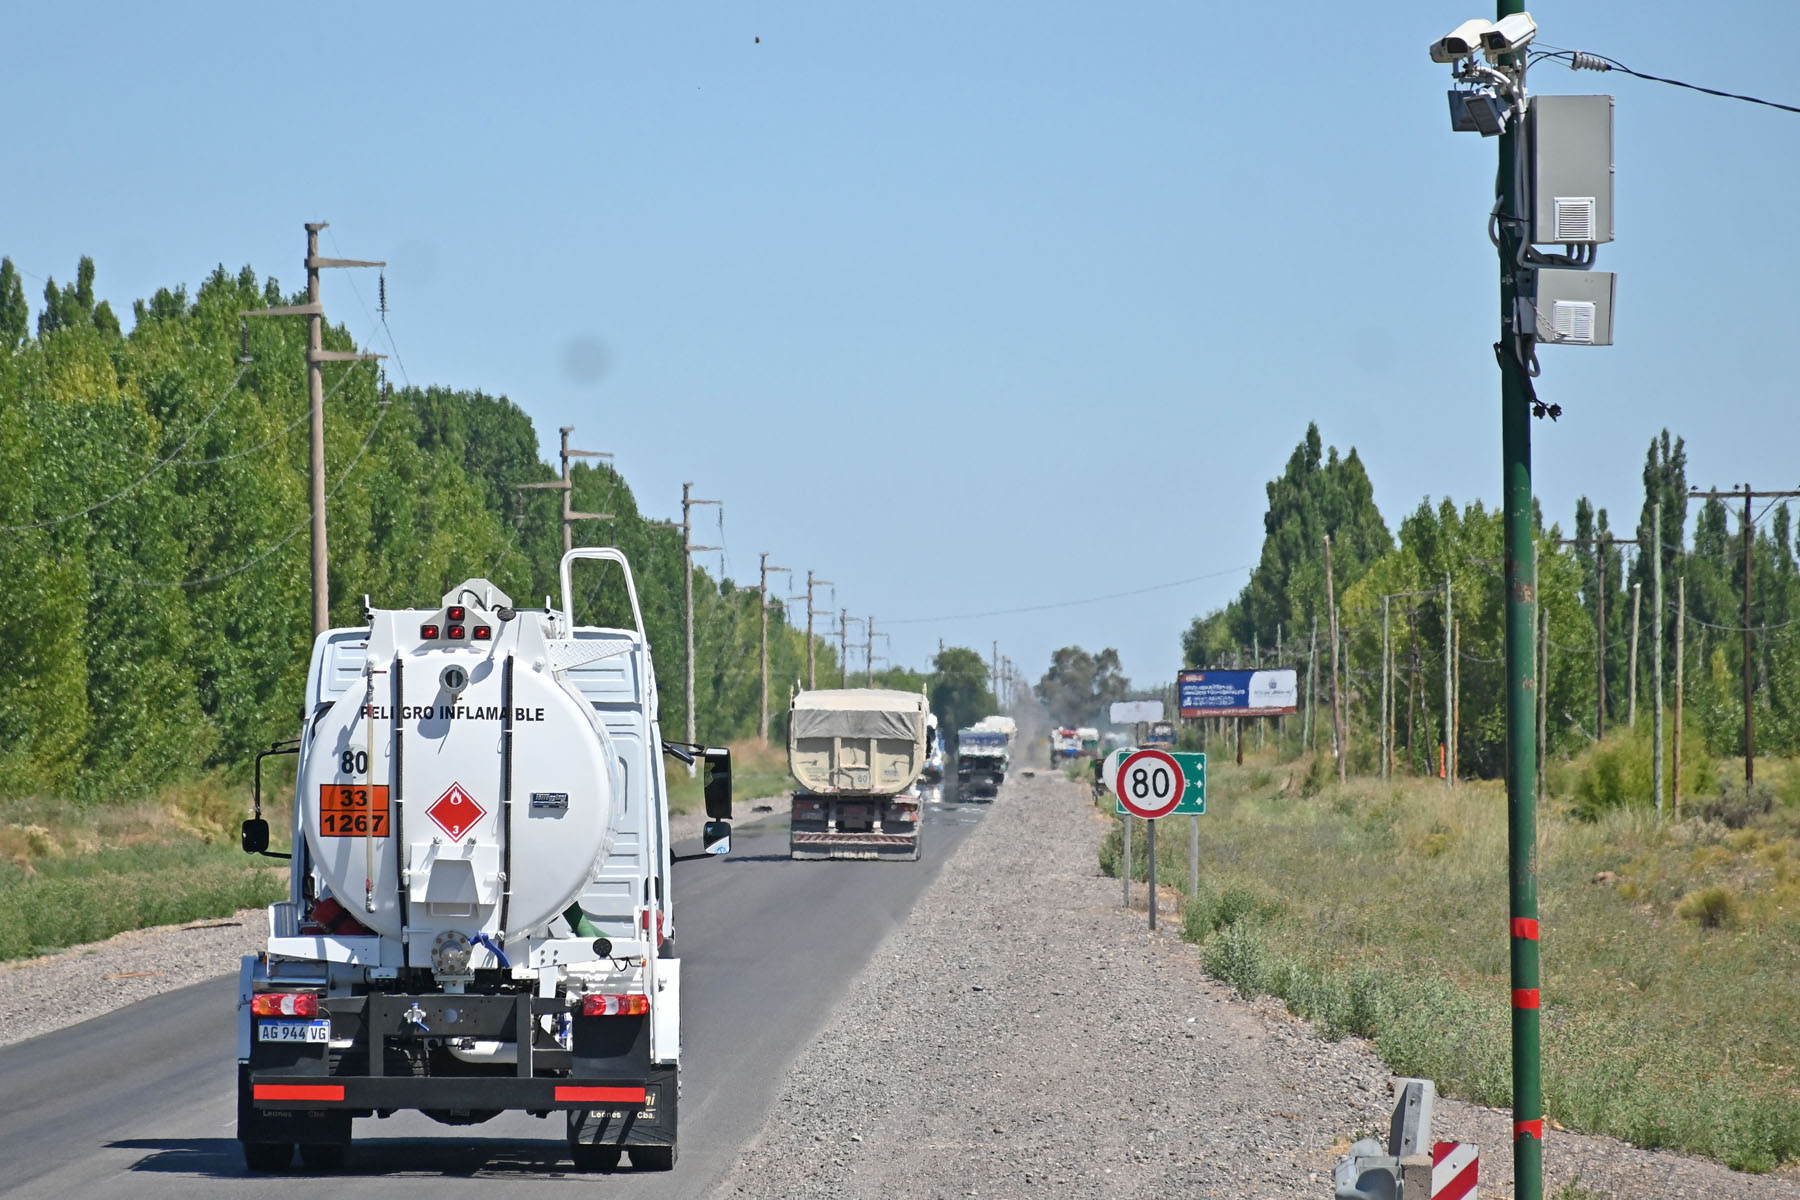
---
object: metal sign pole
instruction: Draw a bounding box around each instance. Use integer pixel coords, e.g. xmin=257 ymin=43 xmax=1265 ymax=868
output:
xmin=1122 ymin=815 xmax=1132 ymax=909
xmin=1147 ymin=818 xmax=1158 ymax=931
xmin=1190 ymin=814 xmax=1199 ymax=897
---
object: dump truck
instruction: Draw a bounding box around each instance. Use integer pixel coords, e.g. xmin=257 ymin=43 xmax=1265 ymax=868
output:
xmin=956 ymin=726 xmax=1010 ymax=799
xmin=234 ymin=549 xmax=731 ymax=1173
xmin=787 ymin=688 xmax=929 ymax=861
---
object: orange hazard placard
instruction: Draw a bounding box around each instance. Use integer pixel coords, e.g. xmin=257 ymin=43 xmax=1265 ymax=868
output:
xmin=318 ymin=784 xmax=391 ymax=837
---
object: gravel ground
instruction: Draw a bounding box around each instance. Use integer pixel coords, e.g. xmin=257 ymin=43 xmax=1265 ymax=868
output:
xmin=0 ymin=808 xmax=725 ymax=1051
xmin=717 ymin=771 xmax=1800 ymax=1200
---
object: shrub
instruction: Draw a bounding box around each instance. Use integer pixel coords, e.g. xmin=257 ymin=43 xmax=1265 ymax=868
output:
xmin=1675 ymin=884 xmax=1739 ymax=930
xmin=1698 ymin=783 xmax=1775 ymax=829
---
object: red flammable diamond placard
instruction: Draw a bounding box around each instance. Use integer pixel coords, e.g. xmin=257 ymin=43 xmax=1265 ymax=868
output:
xmin=425 ymin=782 xmax=487 ymax=841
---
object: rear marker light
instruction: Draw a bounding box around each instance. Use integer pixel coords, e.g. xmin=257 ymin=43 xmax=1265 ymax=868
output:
xmin=448 ymin=625 xmax=466 ymax=640
xmin=581 ymin=994 xmax=650 ymax=1017
xmin=472 ymin=626 xmax=492 ymax=641
xmin=447 ymin=605 xmax=466 ymax=621
xmin=420 ymin=624 xmax=440 ymax=640
xmin=251 ymin=992 xmax=320 ymax=1018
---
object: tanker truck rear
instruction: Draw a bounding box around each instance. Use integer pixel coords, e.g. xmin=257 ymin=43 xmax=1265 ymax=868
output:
xmin=234 ymin=549 xmax=731 ymax=1173
xmin=787 ymin=688 xmax=928 ymax=861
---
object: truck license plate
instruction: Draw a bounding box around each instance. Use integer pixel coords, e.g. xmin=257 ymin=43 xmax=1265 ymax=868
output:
xmin=259 ymin=1019 xmax=331 ymax=1044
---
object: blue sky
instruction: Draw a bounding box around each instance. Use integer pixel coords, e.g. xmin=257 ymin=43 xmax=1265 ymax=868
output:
xmin=9 ymin=1 xmax=1796 ymax=690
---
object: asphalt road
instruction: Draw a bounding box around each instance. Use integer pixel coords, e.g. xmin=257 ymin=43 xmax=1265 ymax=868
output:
xmin=0 ymin=797 xmax=989 ymax=1198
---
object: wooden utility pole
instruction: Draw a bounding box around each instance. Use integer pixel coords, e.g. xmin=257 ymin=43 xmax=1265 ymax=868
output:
xmin=680 ymin=483 xmax=721 ymax=744
xmin=1380 ymin=596 xmax=1390 ymax=780
xmin=1443 ymin=573 xmax=1453 ymax=787
xmin=991 ymin=641 xmax=1000 ymax=706
xmin=868 ymin=616 xmax=885 ymax=684
xmin=243 ymin=222 xmax=384 ymax=637
xmin=805 ymin=571 xmax=832 ymax=690
xmin=1305 ymin=615 xmax=1318 ymax=752
xmin=1324 ymin=536 xmax=1344 ymax=781
xmin=1628 ymin=582 xmax=1642 ymax=728
xmin=1688 ymin=486 xmax=1800 ymax=788
xmin=514 ymin=426 xmax=614 ymax=554
xmin=1675 ymin=575 xmax=1686 ymax=817
xmin=1557 ymin=532 xmax=1640 ymax=740
xmin=758 ymin=553 xmax=789 ymax=741
xmin=1452 ymin=620 xmax=1461 ymax=782
xmin=1652 ymin=503 xmax=1664 ymax=816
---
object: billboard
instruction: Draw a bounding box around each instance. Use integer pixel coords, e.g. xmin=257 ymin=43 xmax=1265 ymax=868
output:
xmin=1177 ymin=669 xmax=1299 ymax=718
xmin=1109 ymin=700 xmax=1165 ymax=725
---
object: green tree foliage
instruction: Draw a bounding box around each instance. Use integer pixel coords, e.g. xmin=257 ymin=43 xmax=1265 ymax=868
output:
xmin=1035 ymin=645 xmax=1130 ymax=727
xmin=0 ymin=255 xmax=848 ymax=802
xmin=930 ymin=647 xmax=995 ymax=733
xmin=1184 ymin=422 xmax=1391 ymax=666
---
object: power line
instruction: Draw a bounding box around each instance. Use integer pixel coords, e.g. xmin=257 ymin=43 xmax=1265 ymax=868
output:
xmin=0 ymin=362 xmax=250 ymax=532
xmin=89 ymin=397 xmax=392 ymax=590
xmin=1535 ymin=46 xmax=1800 ymax=116
xmin=884 ymin=564 xmax=1257 ymax=625
xmin=127 ymin=361 xmax=367 ymax=467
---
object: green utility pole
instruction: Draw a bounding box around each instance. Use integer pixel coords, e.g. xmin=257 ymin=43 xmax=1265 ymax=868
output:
xmin=1493 ymin=2 xmax=1543 ymax=1194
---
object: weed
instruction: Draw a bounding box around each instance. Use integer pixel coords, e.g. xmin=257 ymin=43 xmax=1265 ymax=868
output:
xmin=1674 ymin=884 xmax=1739 ymax=929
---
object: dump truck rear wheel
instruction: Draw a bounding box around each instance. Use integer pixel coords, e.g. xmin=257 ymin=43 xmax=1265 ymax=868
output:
xmin=298 ymin=1142 xmax=346 ymax=1171
xmin=241 ymin=1141 xmax=294 ymax=1172
xmin=570 ymin=1142 xmax=623 ymax=1172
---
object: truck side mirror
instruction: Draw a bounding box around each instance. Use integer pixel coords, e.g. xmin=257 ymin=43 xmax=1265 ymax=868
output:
xmin=702 ymin=747 xmax=733 ymax=819
xmin=702 ymin=820 xmax=731 ymax=856
xmin=241 ymin=818 xmax=270 ymax=855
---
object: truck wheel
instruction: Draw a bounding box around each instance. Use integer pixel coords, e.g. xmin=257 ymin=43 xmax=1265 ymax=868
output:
xmin=241 ymin=1141 xmax=294 ymax=1172
xmin=298 ymin=1142 xmax=346 ymax=1171
xmin=570 ymin=1142 xmax=623 ymax=1172
xmin=633 ymin=1143 xmax=677 ymax=1171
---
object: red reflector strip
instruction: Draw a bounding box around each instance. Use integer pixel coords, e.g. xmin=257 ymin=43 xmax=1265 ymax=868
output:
xmin=254 ymin=1084 xmax=345 ymax=1101
xmin=1512 ymin=988 xmax=1541 ymax=1009
xmin=1514 ymin=1118 xmax=1544 ymax=1141
xmin=1511 ymin=917 xmax=1540 ymax=940
xmin=555 ymin=1086 xmax=647 ymax=1103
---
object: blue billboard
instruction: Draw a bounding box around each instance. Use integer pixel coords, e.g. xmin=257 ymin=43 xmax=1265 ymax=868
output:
xmin=1177 ymin=669 xmax=1299 ymax=718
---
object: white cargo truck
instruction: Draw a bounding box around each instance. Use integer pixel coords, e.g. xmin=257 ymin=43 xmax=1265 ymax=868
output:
xmin=235 ymin=549 xmax=731 ymax=1173
xmin=786 ymin=688 xmax=928 ymax=861
xmin=955 ymin=726 xmax=1010 ymax=799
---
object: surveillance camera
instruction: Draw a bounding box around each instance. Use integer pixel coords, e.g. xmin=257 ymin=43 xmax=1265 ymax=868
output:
xmin=1430 ymin=18 xmax=1495 ymax=63
xmin=1481 ymin=12 xmax=1537 ymax=58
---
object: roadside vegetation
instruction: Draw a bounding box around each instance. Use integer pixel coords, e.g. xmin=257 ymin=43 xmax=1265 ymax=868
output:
xmin=1099 ymin=742 xmax=1800 ymax=1173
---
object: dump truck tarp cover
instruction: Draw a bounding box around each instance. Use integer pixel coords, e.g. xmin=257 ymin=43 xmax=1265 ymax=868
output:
xmin=790 ymin=689 xmax=925 ymax=741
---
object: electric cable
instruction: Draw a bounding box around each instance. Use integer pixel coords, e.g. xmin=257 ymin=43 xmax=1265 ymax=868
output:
xmin=89 ymin=398 xmax=392 ymax=589
xmin=1535 ymin=46 xmax=1800 ymax=115
xmin=0 ymin=361 xmax=250 ymax=531
xmin=126 ymin=361 xmax=367 ymax=467
xmin=885 ymin=565 xmax=1259 ymax=625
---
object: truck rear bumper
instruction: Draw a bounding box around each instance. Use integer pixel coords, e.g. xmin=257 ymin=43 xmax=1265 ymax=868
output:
xmin=789 ymin=829 xmax=920 ymax=860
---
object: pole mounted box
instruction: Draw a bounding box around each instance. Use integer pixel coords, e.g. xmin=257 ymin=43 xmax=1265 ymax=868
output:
xmin=1531 ymin=267 xmax=1616 ymax=346
xmin=1530 ymin=94 xmax=1615 ymax=245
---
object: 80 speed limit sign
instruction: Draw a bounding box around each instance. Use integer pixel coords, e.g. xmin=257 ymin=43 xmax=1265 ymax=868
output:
xmin=1114 ymin=748 xmax=1185 ymax=819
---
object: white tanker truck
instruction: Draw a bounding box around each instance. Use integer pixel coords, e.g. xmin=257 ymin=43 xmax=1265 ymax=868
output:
xmin=235 ymin=549 xmax=730 ymax=1173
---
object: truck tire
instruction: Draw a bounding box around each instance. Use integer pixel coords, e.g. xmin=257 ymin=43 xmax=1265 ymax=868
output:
xmin=241 ymin=1141 xmax=294 ymax=1172
xmin=571 ymin=1141 xmax=623 ymax=1171
xmin=298 ymin=1142 xmax=346 ymax=1171
xmin=633 ymin=1143 xmax=677 ymax=1171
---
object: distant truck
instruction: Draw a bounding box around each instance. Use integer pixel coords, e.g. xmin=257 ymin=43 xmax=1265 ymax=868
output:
xmin=1144 ymin=720 xmax=1178 ymax=750
xmin=1050 ymin=728 xmax=1081 ymax=763
xmin=922 ymin=713 xmax=945 ymax=784
xmin=1076 ymin=727 xmax=1101 ymax=758
xmin=788 ymin=689 xmax=929 ymax=861
xmin=956 ymin=727 xmax=1010 ymax=799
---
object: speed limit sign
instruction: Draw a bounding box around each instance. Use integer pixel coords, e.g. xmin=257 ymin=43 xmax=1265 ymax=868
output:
xmin=1114 ymin=748 xmax=1185 ymax=820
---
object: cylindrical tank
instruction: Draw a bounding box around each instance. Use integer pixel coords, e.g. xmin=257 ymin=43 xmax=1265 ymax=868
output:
xmin=299 ymin=638 xmax=619 ymax=942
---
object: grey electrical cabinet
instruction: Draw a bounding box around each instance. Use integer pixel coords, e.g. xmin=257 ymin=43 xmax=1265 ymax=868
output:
xmin=1530 ymin=94 xmax=1614 ymax=245
xmin=1532 ymin=268 xmax=1616 ymax=346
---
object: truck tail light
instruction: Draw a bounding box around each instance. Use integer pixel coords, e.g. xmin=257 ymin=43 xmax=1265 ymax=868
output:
xmin=448 ymin=625 xmax=466 ymax=640
xmin=447 ymin=606 xmax=466 ymax=621
xmin=639 ymin=908 xmax=666 ymax=946
xmin=420 ymin=624 xmax=440 ymax=639
xmin=581 ymin=994 xmax=649 ymax=1017
xmin=251 ymin=992 xmax=320 ymax=1017
xmin=472 ymin=626 xmax=492 ymax=641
